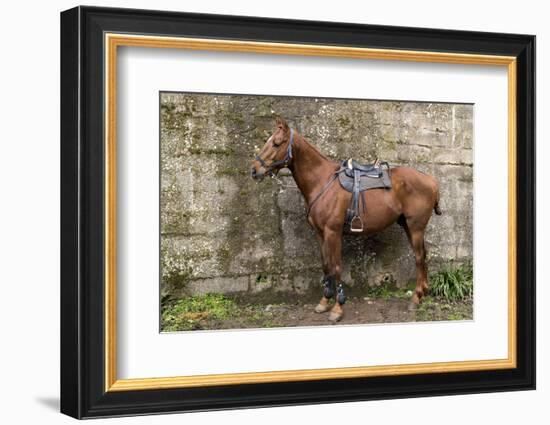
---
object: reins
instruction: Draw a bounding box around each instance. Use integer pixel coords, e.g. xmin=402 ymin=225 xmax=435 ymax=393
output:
xmin=305 ymin=172 xmax=339 ymax=218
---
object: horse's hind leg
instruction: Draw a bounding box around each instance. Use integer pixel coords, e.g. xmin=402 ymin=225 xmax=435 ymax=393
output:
xmin=411 ymin=230 xmax=429 ymax=304
xmin=402 ymin=219 xmax=429 ymax=305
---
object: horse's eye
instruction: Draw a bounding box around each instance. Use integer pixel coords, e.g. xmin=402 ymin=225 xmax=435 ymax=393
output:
xmin=272 ymin=142 xmax=280 ymax=148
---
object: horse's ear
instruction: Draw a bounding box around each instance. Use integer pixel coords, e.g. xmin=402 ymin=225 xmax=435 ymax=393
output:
xmin=275 ymin=116 xmax=289 ymax=130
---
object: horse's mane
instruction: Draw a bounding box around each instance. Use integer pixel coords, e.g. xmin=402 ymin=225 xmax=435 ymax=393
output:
xmin=297 ymin=133 xmax=338 ymax=165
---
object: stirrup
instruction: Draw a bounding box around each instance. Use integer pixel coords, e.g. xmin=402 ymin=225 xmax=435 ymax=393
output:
xmin=350 ymin=215 xmax=364 ymax=233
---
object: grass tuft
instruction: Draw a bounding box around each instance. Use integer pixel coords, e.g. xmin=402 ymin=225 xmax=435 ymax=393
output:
xmin=162 ymin=293 xmax=237 ymax=331
xmin=429 ymin=263 xmax=473 ymax=301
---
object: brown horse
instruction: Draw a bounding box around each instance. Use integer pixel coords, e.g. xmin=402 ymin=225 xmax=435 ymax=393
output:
xmin=251 ymin=117 xmax=441 ymax=322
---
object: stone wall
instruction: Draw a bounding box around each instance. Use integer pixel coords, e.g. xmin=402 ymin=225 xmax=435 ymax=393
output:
xmin=160 ymin=92 xmax=473 ymax=299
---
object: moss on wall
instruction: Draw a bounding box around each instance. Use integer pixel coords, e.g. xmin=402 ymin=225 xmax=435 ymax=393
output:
xmin=160 ymin=93 xmax=473 ymax=298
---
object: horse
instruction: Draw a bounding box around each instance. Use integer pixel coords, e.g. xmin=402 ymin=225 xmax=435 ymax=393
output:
xmin=250 ymin=117 xmax=441 ymax=322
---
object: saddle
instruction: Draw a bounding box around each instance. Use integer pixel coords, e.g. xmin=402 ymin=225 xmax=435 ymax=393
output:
xmin=337 ymin=158 xmax=392 ymax=232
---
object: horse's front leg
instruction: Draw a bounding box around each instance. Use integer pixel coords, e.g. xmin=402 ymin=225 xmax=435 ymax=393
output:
xmin=323 ymin=229 xmax=345 ymax=322
xmin=314 ymin=233 xmax=333 ymax=314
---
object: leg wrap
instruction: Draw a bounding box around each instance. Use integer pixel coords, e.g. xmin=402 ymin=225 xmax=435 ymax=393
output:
xmin=322 ymin=276 xmax=336 ymax=299
xmin=336 ymin=283 xmax=347 ymax=305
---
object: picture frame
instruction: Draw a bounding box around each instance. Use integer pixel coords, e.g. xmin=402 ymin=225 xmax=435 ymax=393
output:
xmin=60 ymin=5 xmax=535 ymax=419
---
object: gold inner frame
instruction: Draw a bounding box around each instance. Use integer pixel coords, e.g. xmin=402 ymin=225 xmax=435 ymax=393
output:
xmin=104 ymin=33 xmax=517 ymax=392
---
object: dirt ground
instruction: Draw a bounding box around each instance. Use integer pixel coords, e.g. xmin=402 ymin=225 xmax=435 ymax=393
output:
xmin=162 ymin=294 xmax=473 ymax=332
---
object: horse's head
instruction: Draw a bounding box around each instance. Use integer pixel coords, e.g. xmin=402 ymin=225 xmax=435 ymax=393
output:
xmin=250 ymin=117 xmax=294 ymax=180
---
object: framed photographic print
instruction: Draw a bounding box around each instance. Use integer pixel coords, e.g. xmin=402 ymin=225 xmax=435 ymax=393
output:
xmin=60 ymin=6 xmax=535 ymax=419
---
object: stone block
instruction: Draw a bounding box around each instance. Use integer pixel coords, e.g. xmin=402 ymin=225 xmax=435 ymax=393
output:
xmin=186 ymin=276 xmax=249 ymax=295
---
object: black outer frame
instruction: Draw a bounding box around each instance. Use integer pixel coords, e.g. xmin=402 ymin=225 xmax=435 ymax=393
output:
xmin=60 ymin=5 xmax=535 ymax=419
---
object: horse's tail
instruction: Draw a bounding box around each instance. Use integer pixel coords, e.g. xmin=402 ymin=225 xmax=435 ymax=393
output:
xmin=433 ymin=182 xmax=442 ymax=215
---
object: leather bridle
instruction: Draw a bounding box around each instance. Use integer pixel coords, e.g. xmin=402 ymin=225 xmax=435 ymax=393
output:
xmin=255 ymin=129 xmax=294 ymax=176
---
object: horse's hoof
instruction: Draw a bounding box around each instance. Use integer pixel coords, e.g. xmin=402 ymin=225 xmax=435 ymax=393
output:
xmin=315 ymin=303 xmax=330 ymax=313
xmin=328 ymin=311 xmax=343 ymax=322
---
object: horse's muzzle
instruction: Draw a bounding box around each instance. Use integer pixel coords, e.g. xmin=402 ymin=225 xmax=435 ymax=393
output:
xmin=250 ymin=166 xmax=264 ymax=180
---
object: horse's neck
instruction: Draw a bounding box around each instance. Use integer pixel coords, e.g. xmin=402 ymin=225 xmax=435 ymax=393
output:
xmin=289 ymin=135 xmax=337 ymax=205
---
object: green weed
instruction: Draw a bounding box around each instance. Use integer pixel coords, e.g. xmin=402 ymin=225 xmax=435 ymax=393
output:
xmin=162 ymin=293 xmax=238 ymax=331
xmin=429 ymin=263 xmax=473 ymax=301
